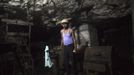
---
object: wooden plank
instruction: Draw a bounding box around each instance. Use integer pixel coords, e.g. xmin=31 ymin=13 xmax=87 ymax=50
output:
xmin=84 ymin=46 xmax=112 ymax=63
xmin=84 ymin=62 xmax=105 ymax=72
xmin=2 ymin=19 xmax=33 ymax=26
xmin=84 ymin=46 xmax=112 ymax=72
xmin=7 ymin=32 xmax=29 ymax=36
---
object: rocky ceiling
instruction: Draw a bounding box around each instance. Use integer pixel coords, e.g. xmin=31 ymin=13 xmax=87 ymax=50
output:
xmin=0 ymin=0 xmax=131 ymax=27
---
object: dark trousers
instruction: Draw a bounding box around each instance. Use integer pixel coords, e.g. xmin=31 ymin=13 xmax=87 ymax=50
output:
xmin=73 ymin=52 xmax=84 ymax=72
xmin=63 ymin=44 xmax=74 ymax=73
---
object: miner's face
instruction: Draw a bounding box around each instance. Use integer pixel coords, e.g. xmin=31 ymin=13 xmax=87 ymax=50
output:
xmin=62 ymin=23 xmax=69 ymax=29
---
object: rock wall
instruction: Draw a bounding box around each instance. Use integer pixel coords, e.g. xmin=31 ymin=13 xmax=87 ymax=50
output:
xmin=131 ymin=0 xmax=134 ymax=63
xmin=78 ymin=23 xmax=98 ymax=47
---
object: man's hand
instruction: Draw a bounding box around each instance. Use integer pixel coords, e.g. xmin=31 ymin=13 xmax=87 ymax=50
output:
xmin=73 ymin=49 xmax=76 ymax=53
xmin=73 ymin=47 xmax=77 ymax=53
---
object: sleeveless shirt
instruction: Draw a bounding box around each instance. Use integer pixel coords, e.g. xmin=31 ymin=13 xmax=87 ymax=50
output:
xmin=62 ymin=30 xmax=73 ymax=46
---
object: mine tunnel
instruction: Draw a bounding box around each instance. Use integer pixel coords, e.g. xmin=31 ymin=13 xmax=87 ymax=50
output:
xmin=0 ymin=0 xmax=133 ymax=75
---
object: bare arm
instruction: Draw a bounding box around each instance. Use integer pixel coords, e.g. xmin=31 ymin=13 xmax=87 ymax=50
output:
xmin=60 ymin=30 xmax=64 ymax=49
xmin=72 ymin=29 xmax=77 ymax=51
